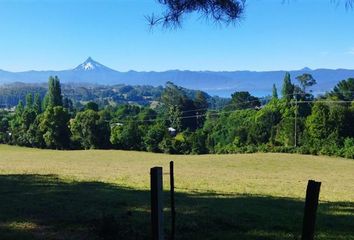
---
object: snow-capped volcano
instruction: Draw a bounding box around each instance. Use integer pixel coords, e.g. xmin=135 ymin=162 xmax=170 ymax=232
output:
xmin=74 ymin=57 xmax=114 ymax=71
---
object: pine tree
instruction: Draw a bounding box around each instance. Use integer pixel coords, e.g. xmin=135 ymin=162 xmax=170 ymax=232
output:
xmin=272 ymin=84 xmax=278 ymax=99
xmin=16 ymin=100 xmax=24 ymax=114
xmin=33 ymin=93 xmax=42 ymax=114
xmin=281 ymin=72 xmax=294 ymax=102
xmin=25 ymin=93 xmax=33 ymax=109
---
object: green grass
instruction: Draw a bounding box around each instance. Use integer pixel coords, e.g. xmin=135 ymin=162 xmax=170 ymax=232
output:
xmin=0 ymin=144 xmax=353 ymax=239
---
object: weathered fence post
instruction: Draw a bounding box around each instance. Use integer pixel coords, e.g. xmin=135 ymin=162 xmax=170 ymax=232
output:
xmin=170 ymin=161 xmax=176 ymax=240
xmin=151 ymin=167 xmax=164 ymax=240
xmin=301 ymin=180 xmax=321 ymax=240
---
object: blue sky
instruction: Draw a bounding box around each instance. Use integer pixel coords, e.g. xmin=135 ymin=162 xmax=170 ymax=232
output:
xmin=0 ymin=0 xmax=354 ymax=72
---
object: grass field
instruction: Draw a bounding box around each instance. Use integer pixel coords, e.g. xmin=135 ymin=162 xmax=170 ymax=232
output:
xmin=0 ymin=144 xmax=353 ymax=239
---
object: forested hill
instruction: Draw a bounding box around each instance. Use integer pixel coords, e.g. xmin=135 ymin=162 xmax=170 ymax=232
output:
xmin=0 ymin=82 xmax=229 ymax=109
xmin=1 ymin=58 xmax=354 ymax=97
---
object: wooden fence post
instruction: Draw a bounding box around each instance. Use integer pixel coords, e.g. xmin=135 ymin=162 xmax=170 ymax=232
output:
xmin=301 ymin=180 xmax=321 ymax=240
xmin=151 ymin=167 xmax=164 ymax=240
xmin=170 ymin=161 xmax=176 ymax=240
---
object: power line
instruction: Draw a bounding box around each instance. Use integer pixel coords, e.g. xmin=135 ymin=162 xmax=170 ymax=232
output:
xmin=110 ymin=99 xmax=353 ymax=124
xmin=106 ymin=90 xmax=354 ymax=121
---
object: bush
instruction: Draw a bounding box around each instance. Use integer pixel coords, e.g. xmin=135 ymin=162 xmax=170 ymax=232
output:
xmin=0 ymin=132 xmax=9 ymax=143
xmin=158 ymin=137 xmax=175 ymax=154
xmin=319 ymin=145 xmax=340 ymax=156
xmin=342 ymin=138 xmax=354 ymax=159
xmin=258 ymin=144 xmax=270 ymax=153
xmin=297 ymin=146 xmax=312 ymax=155
xmin=245 ymin=145 xmax=257 ymax=153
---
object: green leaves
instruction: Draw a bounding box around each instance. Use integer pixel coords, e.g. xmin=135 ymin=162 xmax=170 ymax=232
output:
xmin=39 ymin=106 xmax=70 ymax=149
xmin=45 ymin=76 xmax=63 ymax=109
xmin=296 ymin=73 xmax=317 ymax=93
xmin=70 ymin=109 xmax=110 ymax=149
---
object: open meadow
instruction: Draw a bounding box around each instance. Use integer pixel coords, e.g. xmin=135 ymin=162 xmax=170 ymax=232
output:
xmin=0 ymin=144 xmax=353 ymax=239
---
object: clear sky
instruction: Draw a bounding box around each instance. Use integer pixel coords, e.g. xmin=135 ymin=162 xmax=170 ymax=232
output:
xmin=0 ymin=0 xmax=354 ymax=72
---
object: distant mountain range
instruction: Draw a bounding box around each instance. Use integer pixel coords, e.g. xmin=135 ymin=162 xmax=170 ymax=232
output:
xmin=1 ymin=57 xmax=353 ymax=97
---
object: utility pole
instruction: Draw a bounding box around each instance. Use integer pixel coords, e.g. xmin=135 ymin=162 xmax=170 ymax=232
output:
xmin=294 ymin=99 xmax=298 ymax=148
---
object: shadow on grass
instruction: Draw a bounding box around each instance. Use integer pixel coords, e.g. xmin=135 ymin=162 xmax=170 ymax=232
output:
xmin=0 ymin=174 xmax=353 ymax=240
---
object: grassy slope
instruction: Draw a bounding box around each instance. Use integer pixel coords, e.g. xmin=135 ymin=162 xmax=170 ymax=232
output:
xmin=0 ymin=144 xmax=353 ymax=239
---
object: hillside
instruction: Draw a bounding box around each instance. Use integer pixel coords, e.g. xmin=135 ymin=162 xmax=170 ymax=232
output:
xmin=0 ymin=82 xmax=228 ymax=109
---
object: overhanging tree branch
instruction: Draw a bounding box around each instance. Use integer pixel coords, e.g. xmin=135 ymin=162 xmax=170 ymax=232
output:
xmin=149 ymin=0 xmax=353 ymax=28
xmin=148 ymin=0 xmax=246 ymax=28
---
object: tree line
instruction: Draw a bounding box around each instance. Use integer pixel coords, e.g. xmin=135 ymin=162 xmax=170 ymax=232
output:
xmin=0 ymin=75 xmax=353 ymax=158
xmin=0 ymin=82 xmax=228 ymax=109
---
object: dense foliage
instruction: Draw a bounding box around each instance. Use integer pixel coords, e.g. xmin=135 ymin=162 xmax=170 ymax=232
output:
xmin=0 ymin=75 xmax=353 ymax=158
xmin=0 ymin=82 xmax=228 ymax=109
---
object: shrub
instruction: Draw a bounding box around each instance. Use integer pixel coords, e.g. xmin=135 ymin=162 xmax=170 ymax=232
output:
xmin=342 ymin=138 xmax=354 ymax=159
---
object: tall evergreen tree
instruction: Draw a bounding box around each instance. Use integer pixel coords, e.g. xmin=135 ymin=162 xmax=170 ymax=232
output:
xmin=10 ymin=100 xmax=25 ymax=145
xmin=16 ymin=100 xmax=24 ymax=114
xmin=272 ymin=84 xmax=278 ymax=99
xmin=25 ymin=93 xmax=33 ymax=109
xmin=33 ymin=93 xmax=42 ymax=114
xmin=39 ymin=106 xmax=70 ymax=149
xmin=281 ymin=72 xmax=294 ymax=102
xmin=45 ymin=76 xmax=63 ymax=108
xmin=63 ymin=97 xmax=74 ymax=113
